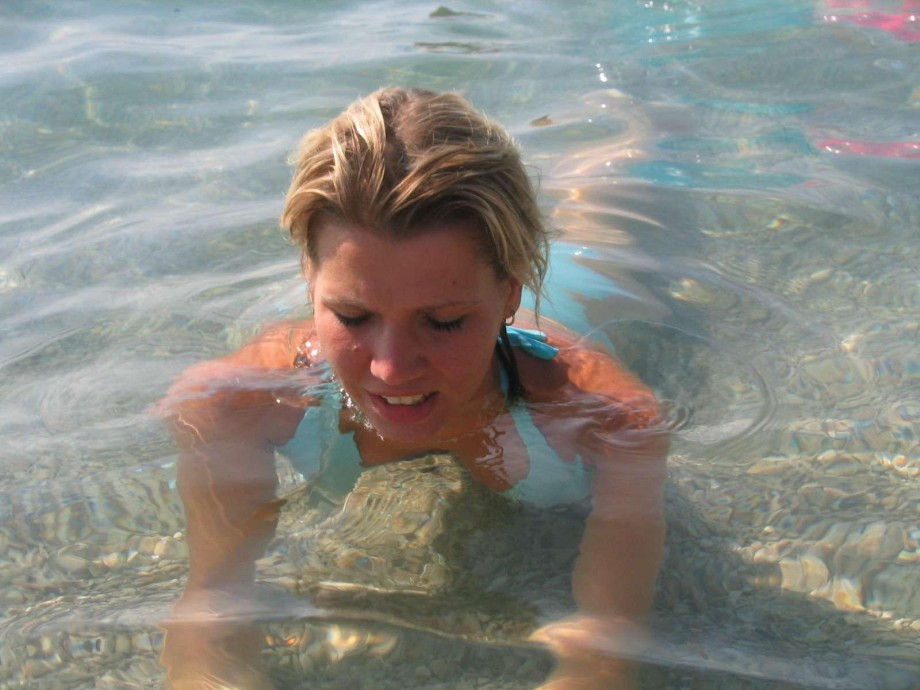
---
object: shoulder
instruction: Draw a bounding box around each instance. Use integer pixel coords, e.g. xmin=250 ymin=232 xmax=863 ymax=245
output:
xmin=224 ymin=319 xmax=316 ymax=369
xmin=157 ymin=319 xmax=316 ymax=417
xmin=516 ymin=318 xmax=661 ymax=430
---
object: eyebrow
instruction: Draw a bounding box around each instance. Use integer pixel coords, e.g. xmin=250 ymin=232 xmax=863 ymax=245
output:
xmin=321 ymin=297 xmax=483 ymax=311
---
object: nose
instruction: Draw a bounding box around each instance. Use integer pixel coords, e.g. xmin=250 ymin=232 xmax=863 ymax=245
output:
xmin=368 ymin=326 xmax=426 ymax=386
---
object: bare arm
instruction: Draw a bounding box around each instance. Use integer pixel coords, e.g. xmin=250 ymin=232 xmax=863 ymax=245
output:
xmin=157 ymin=323 xmax=310 ymax=688
xmin=160 ymin=322 xmax=311 ymax=590
xmin=529 ymin=341 xmax=669 ymax=689
xmin=568 ymin=346 xmax=668 ymax=620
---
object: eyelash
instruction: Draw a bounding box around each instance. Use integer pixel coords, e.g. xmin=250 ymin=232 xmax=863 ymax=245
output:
xmin=428 ymin=317 xmax=465 ymax=333
xmin=332 ymin=312 xmax=465 ymax=333
xmin=333 ymin=312 xmax=369 ymax=327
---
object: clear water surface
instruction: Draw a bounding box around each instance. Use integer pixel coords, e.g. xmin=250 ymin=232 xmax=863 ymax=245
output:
xmin=1 ymin=0 xmax=918 ymax=688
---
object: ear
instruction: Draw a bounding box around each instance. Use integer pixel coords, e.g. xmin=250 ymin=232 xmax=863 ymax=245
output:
xmin=505 ymin=278 xmax=523 ymax=316
xmin=302 ymin=257 xmax=316 ymax=304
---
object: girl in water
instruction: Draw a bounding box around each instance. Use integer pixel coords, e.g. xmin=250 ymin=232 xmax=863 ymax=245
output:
xmin=160 ymin=87 xmax=668 ymax=690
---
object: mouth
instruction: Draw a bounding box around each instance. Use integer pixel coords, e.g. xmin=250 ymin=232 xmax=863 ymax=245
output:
xmin=380 ymin=393 xmax=431 ymax=406
xmin=367 ymin=391 xmax=438 ymax=425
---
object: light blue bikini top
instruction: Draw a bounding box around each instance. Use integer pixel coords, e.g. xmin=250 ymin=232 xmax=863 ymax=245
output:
xmin=276 ymin=326 xmax=593 ymax=508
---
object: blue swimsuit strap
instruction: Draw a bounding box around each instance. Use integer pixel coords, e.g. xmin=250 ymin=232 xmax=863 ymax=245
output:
xmin=498 ymin=327 xmax=592 ymax=508
xmin=497 ymin=325 xmax=559 ymax=393
xmin=502 ymin=326 xmax=560 ymax=360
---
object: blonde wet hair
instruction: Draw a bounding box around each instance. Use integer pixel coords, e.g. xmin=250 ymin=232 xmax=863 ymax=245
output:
xmin=280 ymin=86 xmax=550 ymax=309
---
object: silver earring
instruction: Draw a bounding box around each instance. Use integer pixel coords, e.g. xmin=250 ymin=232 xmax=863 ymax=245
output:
xmin=505 ymin=313 xmax=515 ymax=326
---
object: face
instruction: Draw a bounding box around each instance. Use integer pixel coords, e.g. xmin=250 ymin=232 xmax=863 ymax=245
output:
xmin=308 ymin=217 xmax=522 ymax=445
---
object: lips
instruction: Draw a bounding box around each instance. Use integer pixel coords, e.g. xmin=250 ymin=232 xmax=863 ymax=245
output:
xmin=381 ymin=393 xmax=429 ymax=405
xmin=367 ymin=391 xmax=438 ymax=425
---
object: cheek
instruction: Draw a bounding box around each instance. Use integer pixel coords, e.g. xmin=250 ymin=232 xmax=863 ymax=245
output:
xmin=435 ymin=332 xmax=497 ymax=383
xmin=314 ymin=315 xmax=360 ymax=371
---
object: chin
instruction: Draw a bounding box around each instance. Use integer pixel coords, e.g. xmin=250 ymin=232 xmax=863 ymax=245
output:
xmin=370 ymin=418 xmax=446 ymax=446
xmin=352 ymin=390 xmax=452 ymax=445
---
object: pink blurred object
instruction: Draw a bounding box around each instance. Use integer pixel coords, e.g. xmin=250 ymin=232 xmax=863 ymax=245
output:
xmin=818 ymin=138 xmax=920 ymax=158
xmin=821 ymin=0 xmax=920 ymax=41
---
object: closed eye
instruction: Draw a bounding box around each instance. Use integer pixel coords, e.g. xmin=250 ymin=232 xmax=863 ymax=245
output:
xmin=427 ymin=316 xmax=465 ymax=332
xmin=333 ymin=311 xmax=370 ymax=327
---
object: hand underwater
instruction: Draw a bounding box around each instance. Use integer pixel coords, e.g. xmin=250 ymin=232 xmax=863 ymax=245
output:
xmin=531 ymin=614 xmax=649 ymax=690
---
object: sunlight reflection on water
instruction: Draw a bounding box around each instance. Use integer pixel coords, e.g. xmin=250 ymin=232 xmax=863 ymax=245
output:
xmin=0 ymin=0 xmax=918 ymax=687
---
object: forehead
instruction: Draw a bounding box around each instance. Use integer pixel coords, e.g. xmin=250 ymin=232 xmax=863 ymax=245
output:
xmin=309 ymin=217 xmax=503 ymax=306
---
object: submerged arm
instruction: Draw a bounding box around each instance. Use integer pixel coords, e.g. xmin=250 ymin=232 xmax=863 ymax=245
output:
xmin=575 ymin=386 xmax=668 ymax=621
xmin=171 ymin=397 xmax=293 ymax=590
xmin=532 ymin=344 xmax=669 ymax=689
xmin=163 ymin=323 xmax=309 ymax=590
xmin=157 ymin=324 xmax=309 ymax=688
xmin=161 ymin=397 xmax=299 ymax=690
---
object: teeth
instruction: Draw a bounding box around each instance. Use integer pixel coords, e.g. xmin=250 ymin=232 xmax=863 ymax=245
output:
xmin=382 ymin=394 xmax=427 ymax=405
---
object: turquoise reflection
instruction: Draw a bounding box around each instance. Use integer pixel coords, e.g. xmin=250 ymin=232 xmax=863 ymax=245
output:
xmin=625 ymin=161 xmax=807 ymax=189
